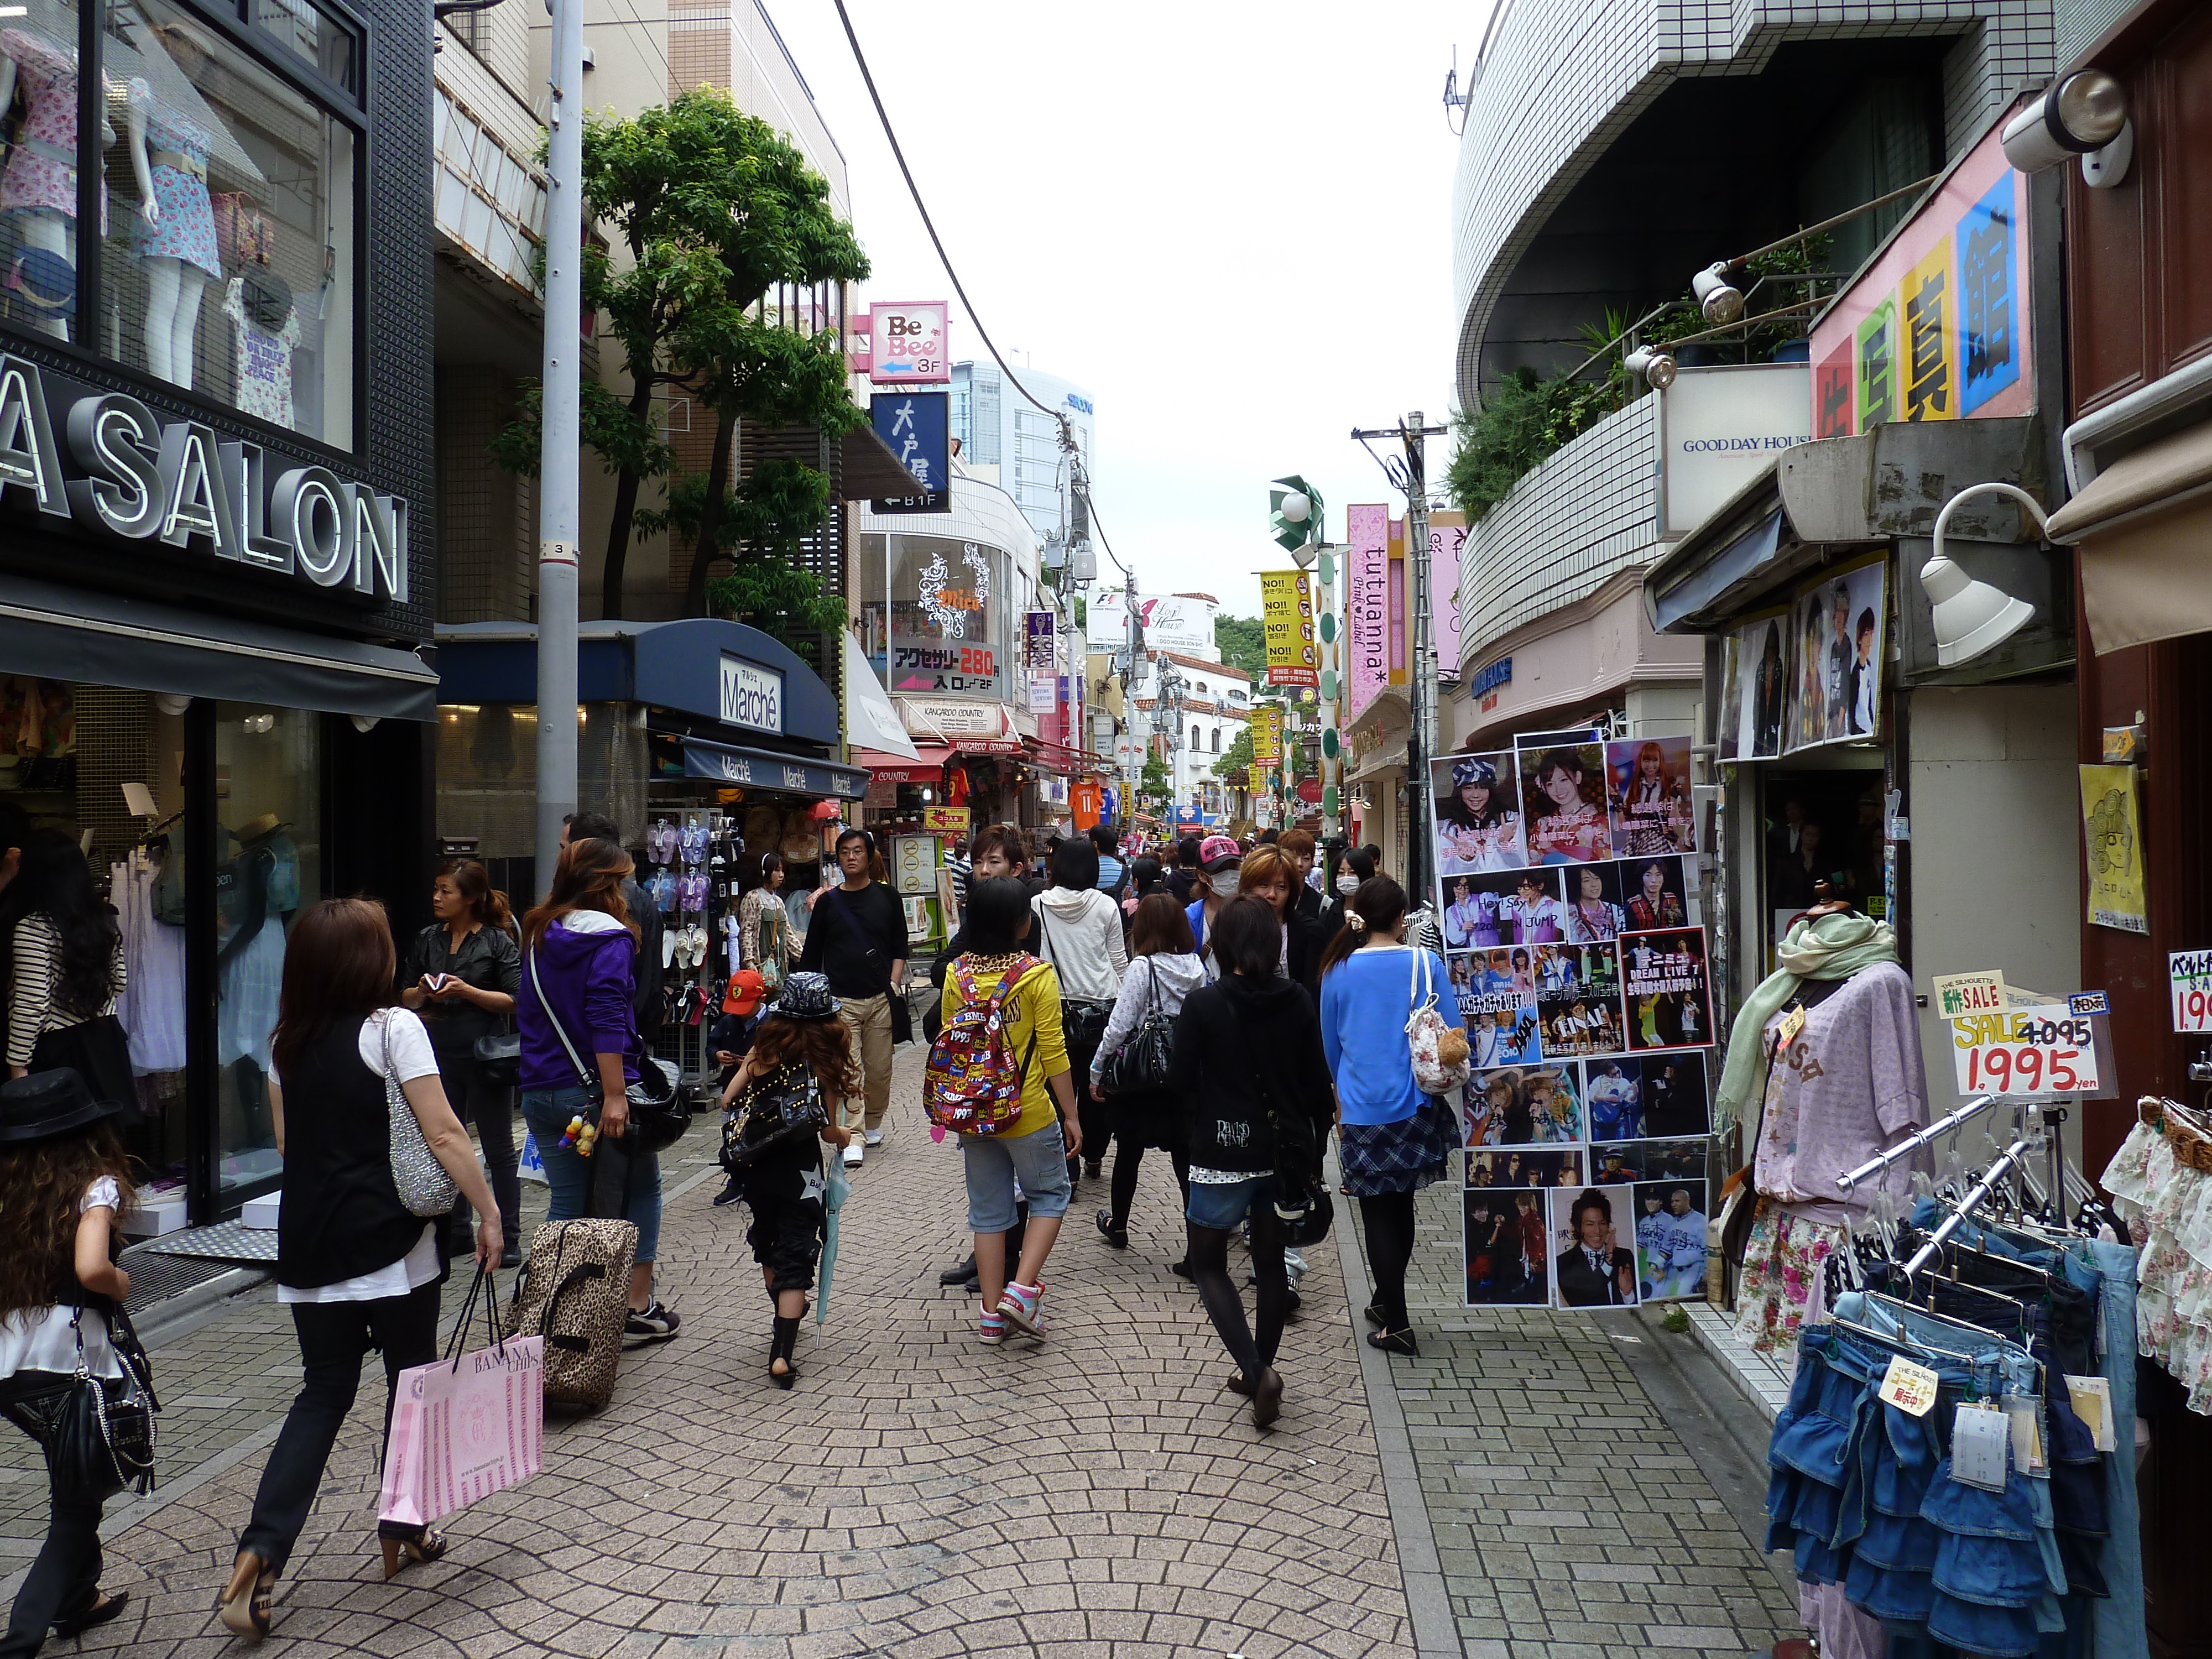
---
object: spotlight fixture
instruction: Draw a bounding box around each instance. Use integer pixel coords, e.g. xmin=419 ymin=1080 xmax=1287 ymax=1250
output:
xmin=1625 ymin=348 xmax=1677 ymax=389
xmin=2001 ymin=70 xmax=2131 ymax=186
xmin=1692 ymin=262 xmax=1744 ymax=325
xmin=1921 ymin=482 xmax=2048 ymax=667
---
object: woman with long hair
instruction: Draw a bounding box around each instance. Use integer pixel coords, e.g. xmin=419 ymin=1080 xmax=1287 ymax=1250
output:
xmin=1436 ymin=756 xmax=1521 ymax=871
xmin=0 ymin=1071 xmax=138 ymax=1648
xmin=1524 ymin=749 xmax=1608 ymax=864
xmin=1753 ymin=620 xmax=1786 ymax=754
xmin=1318 ymin=875 xmax=1464 ymax=1357
xmin=714 ymin=972 xmax=857 ymax=1387
xmin=1318 ymin=845 xmax=1375 ymax=947
xmin=1615 ymin=740 xmax=1689 ymax=855
xmin=1166 ymin=898 xmax=1333 ymax=1427
xmin=1033 ymin=836 xmax=1128 ymax=1185
xmin=218 ymin=898 xmax=501 ymax=1639
xmin=517 ymin=838 xmax=678 ymax=1346
xmin=736 ymin=851 xmax=794 ymax=990
xmin=5 ymin=832 xmax=131 ymax=1117
xmin=399 ymin=859 xmax=521 ymax=1262
xmin=1089 ymin=893 xmax=1204 ymax=1256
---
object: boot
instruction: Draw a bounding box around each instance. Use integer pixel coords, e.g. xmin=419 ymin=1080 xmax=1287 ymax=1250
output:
xmin=769 ymin=1314 xmax=801 ymax=1387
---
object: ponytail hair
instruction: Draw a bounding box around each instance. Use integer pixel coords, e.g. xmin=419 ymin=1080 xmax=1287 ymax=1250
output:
xmin=437 ymin=858 xmax=512 ymax=933
xmin=1318 ymin=875 xmax=1408 ymax=978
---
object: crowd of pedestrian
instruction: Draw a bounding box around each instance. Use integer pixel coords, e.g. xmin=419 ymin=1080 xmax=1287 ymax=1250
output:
xmin=0 ymin=801 xmax=1468 ymax=1650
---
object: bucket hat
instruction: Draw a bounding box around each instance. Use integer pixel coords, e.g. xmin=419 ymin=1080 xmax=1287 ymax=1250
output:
xmin=0 ymin=1068 xmax=123 ymax=1145
xmin=770 ymin=971 xmax=838 ymax=1021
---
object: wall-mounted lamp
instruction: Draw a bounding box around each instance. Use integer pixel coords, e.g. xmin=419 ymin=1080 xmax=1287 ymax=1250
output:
xmin=2002 ymin=69 xmax=2131 ymax=188
xmin=1624 ymin=348 xmax=1676 ymax=389
xmin=1691 ymin=262 xmax=1744 ymax=325
xmin=1922 ymin=482 xmax=2048 ymax=666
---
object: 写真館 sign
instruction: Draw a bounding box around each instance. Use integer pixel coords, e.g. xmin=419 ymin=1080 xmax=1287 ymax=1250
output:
xmin=867 ymin=301 xmax=950 ymax=385
xmin=0 ymin=353 xmax=409 ymax=602
xmin=717 ymin=655 xmax=783 ymax=734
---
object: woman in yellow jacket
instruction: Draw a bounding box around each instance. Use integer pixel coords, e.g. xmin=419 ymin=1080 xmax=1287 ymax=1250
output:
xmin=938 ymin=877 xmax=1080 ymax=1344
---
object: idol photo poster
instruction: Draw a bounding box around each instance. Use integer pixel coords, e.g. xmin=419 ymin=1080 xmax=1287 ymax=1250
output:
xmin=1432 ymin=750 xmax=1527 ymax=875
xmin=1785 ymin=556 xmax=1886 ymax=753
xmin=1723 ymin=608 xmax=1791 ymax=762
xmin=1620 ymin=926 xmax=1714 ymax=1053
xmin=1605 ymin=735 xmax=1695 ymax=856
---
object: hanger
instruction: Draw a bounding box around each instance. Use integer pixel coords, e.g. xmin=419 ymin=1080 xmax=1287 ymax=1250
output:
xmin=1829 ymin=1312 xmax=1984 ymax=1370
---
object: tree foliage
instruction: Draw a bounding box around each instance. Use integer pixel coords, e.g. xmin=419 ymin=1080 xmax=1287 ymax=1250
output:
xmin=1140 ymin=752 xmax=1171 ymax=807
xmin=1212 ymin=722 xmax=1254 ymax=780
xmin=1212 ymin=614 xmax=1267 ymax=682
xmin=494 ymin=89 xmax=868 ymax=619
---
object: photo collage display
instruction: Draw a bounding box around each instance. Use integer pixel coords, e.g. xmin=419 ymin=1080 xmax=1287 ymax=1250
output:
xmin=1432 ymin=734 xmax=1718 ymax=1312
xmin=1717 ymin=556 xmax=1888 ymax=764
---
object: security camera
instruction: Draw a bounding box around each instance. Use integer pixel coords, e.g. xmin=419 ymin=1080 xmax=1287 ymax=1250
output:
xmin=2002 ymin=70 xmax=2131 ymax=186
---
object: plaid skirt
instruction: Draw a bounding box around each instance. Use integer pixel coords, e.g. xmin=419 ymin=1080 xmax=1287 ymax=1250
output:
xmin=1338 ymin=1096 xmax=1452 ymax=1198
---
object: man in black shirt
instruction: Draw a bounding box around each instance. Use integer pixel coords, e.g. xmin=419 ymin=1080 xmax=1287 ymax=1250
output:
xmin=798 ymin=827 xmax=907 ymax=1167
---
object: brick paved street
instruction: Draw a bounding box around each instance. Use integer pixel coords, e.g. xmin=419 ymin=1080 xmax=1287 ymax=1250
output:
xmin=2 ymin=1044 xmax=1799 ymax=1657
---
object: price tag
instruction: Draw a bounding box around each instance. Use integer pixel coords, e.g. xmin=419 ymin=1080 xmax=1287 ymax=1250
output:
xmin=2065 ymin=1376 xmax=2117 ymax=1453
xmin=1878 ymin=1355 xmax=1940 ymax=1417
xmin=1950 ymin=1402 xmax=2011 ymax=1491
xmin=1778 ymin=1004 xmax=1806 ymax=1048
xmin=2002 ymin=1394 xmax=2047 ymax=1472
xmin=1949 ymin=1004 xmax=2102 ymax=1095
xmin=2172 ymin=952 xmax=2212 ymax=1034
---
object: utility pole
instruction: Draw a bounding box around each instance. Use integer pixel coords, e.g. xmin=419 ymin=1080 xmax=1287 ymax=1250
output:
xmin=533 ymin=0 xmax=586 ymax=890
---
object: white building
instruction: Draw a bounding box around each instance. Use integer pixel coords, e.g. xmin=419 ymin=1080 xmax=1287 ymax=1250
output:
xmin=1131 ymin=650 xmax=1250 ymax=816
xmin=949 ymin=361 xmax=1096 ymax=545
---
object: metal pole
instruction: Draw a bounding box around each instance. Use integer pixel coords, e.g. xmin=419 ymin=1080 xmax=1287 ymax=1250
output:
xmin=1318 ymin=539 xmax=1341 ymax=851
xmin=533 ymin=0 xmax=585 ymax=889
xmin=1405 ymin=411 xmax=1436 ymax=906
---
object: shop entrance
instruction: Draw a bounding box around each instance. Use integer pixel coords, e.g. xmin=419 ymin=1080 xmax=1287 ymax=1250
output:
xmin=1760 ymin=766 xmax=1887 ymax=951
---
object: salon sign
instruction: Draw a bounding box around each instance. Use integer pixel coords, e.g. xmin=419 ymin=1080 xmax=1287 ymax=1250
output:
xmin=0 ymin=354 xmax=409 ymax=602
xmin=1948 ymin=1004 xmax=2102 ymax=1096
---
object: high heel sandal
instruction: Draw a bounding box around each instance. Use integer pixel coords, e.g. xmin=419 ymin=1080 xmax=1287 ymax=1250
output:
xmin=769 ymin=1312 xmax=802 ymax=1389
xmin=216 ymin=1552 xmax=274 ymax=1640
xmin=378 ymin=1524 xmax=449 ymax=1580
xmin=53 ymin=1589 xmax=128 ymax=1638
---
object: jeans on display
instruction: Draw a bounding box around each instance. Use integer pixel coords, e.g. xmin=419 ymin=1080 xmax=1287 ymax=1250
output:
xmin=1766 ymin=1296 xmax=2064 ymax=1659
xmin=0 ymin=1373 xmax=104 ymax=1659
xmin=523 ymin=1086 xmax=663 ymax=1264
xmin=2077 ymin=1238 xmax=2150 ymax=1659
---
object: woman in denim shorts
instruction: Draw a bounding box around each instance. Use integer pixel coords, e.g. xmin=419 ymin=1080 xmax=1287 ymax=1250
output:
xmin=937 ymin=878 xmax=1079 ymax=1345
xmin=1164 ymin=898 xmax=1335 ymax=1428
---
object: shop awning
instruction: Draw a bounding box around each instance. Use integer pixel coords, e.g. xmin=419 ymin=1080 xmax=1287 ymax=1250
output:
xmin=1648 ymin=509 xmax=1784 ymax=633
xmin=2048 ymin=419 xmax=2212 ymax=655
xmin=678 ymin=735 xmax=867 ymax=800
xmin=0 ymin=573 xmax=438 ymax=720
xmin=842 ymin=631 xmax=919 ymax=760
xmin=854 ymin=744 xmax=948 ymax=782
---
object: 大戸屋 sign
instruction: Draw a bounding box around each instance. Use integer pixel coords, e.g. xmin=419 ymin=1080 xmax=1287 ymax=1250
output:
xmin=0 ymin=354 xmax=409 ymax=602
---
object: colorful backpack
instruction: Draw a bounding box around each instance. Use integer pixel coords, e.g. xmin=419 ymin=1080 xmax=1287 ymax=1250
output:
xmin=924 ymin=956 xmax=1041 ymax=1136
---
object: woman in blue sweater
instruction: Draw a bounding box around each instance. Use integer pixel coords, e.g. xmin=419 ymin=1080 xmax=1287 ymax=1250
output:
xmin=1318 ymin=875 xmax=1464 ymax=1357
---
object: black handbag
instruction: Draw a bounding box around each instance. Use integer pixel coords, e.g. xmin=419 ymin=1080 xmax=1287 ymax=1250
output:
xmin=530 ymin=948 xmax=693 ymax=1152
xmin=1100 ymin=959 xmax=1175 ymax=1095
xmin=719 ymin=1063 xmax=827 ymax=1175
xmin=473 ymin=1030 xmax=521 ymax=1087
xmin=18 ymin=1306 xmax=160 ymax=1500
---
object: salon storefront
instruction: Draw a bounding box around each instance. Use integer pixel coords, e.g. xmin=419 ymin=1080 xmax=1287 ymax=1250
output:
xmin=0 ymin=0 xmax=435 ymax=1230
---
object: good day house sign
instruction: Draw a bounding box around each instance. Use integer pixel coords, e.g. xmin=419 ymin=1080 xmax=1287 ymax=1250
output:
xmin=0 ymin=354 xmax=410 ymax=602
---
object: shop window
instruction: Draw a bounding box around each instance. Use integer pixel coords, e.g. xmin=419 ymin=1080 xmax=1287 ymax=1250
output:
xmin=213 ymin=700 xmax=320 ymax=1197
xmin=0 ymin=0 xmax=359 ymax=442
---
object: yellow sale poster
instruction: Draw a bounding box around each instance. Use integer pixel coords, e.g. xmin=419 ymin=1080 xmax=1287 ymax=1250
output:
xmin=1260 ymin=569 xmax=1318 ymax=688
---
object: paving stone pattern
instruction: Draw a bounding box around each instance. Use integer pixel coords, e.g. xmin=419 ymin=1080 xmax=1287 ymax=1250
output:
xmin=1358 ymin=1177 xmax=1798 ymax=1658
xmin=23 ymin=1047 xmax=1418 ymax=1657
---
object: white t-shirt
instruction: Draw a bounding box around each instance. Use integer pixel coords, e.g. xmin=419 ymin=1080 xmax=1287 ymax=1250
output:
xmin=0 ymin=1177 xmax=126 ymax=1381
xmin=273 ymin=1008 xmax=444 ymax=1305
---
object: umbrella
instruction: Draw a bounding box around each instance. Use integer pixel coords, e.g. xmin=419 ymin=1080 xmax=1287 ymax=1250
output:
xmin=813 ymin=1162 xmax=851 ymax=1348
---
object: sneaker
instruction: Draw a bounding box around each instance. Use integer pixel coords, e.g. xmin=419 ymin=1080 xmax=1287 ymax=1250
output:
xmin=842 ymin=1142 xmax=864 ymax=1168
xmin=712 ymin=1177 xmax=744 ymax=1207
xmin=623 ymin=1301 xmax=680 ymax=1348
xmin=978 ymin=1311 xmax=1006 ymax=1345
xmin=863 ymin=1129 xmax=883 ymax=1147
xmin=996 ymin=1281 xmax=1044 ymax=1337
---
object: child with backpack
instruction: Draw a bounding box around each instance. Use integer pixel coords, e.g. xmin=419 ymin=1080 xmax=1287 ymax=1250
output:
xmin=716 ymin=972 xmax=856 ymax=1387
xmin=925 ymin=877 xmax=1079 ymax=1344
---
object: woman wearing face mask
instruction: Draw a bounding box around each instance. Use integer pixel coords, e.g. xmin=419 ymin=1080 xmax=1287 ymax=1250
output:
xmin=1180 ymin=835 xmax=1244 ymax=980
xmin=1318 ymin=846 xmax=1375 ymax=948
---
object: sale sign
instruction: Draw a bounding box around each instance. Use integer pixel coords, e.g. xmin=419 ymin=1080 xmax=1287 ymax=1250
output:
xmin=1949 ymin=1005 xmax=2102 ymax=1096
xmin=2172 ymin=951 xmax=2212 ymax=1033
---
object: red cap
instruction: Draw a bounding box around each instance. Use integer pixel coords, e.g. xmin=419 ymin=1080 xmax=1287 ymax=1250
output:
xmin=722 ymin=968 xmax=768 ymax=1016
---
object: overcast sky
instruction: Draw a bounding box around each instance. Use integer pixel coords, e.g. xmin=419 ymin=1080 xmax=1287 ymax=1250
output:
xmin=764 ymin=0 xmax=1494 ymax=620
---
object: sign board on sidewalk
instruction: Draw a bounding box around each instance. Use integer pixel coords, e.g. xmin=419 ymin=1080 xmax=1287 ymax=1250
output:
xmin=1949 ymin=1005 xmax=2103 ymax=1095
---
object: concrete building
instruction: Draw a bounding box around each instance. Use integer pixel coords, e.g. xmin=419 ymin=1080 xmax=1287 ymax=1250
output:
xmin=949 ymin=361 xmax=1097 ymax=545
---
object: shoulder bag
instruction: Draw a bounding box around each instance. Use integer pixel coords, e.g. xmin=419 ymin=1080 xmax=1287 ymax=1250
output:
xmin=1406 ymin=950 xmax=1471 ymax=1095
xmin=719 ymin=1062 xmax=829 ymax=1174
xmin=1719 ymin=1020 xmax=1791 ymax=1303
xmin=1035 ymin=902 xmax=1113 ymax=1055
xmin=1100 ymin=958 xmax=1175 ymax=1095
xmin=49 ymin=1306 xmax=158 ymax=1499
xmin=528 ymin=948 xmax=692 ymax=1152
xmin=382 ymin=1012 xmax=460 ymax=1217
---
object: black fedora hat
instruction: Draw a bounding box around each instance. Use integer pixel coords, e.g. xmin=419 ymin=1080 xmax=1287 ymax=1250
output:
xmin=0 ymin=1068 xmax=124 ymax=1145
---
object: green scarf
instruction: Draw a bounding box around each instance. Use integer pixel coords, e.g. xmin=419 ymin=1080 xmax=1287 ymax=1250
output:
xmin=1712 ymin=911 xmax=1901 ymax=1136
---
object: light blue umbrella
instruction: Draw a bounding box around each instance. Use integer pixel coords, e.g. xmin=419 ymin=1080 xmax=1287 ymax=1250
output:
xmin=813 ymin=1162 xmax=851 ymax=1347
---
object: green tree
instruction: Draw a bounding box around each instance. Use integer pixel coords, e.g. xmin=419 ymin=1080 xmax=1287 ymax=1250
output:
xmin=1211 ymin=723 xmax=1254 ymax=779
xmin=1214 ymin=614 xmax=1266 ymax=681
xmin=492 ymin=90 xmax=868 ymax=622
xmin=1140 ymin=752 xmax=1171 ymax=807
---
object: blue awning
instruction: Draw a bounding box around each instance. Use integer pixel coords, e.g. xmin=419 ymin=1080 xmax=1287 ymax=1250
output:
xmin=1649 ymin=509 xmax=1785 ymax=633
xmin=679 ymin=737 xmax=867 ymax=800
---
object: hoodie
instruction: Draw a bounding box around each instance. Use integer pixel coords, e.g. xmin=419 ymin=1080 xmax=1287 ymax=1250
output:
xmin=1090 ymin=951 xmax=1208 ymax=1084
xmin=518 ymin=910 xmax=641 ymax=1093
xmin=1167 ymin=972 xmax=1333 ymax=1173
xmin=1030 ymin=885 xmax=1129 ymax=1003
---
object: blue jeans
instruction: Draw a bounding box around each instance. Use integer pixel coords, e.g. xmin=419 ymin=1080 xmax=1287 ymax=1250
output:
xmin=2076 ymin=1239 xmax=2148 ymax=1659
xmin=1186 ymin=1175 xmax=1269 ymax=1230
xmin=523 ymin=1086 xmax=662 ymax=1265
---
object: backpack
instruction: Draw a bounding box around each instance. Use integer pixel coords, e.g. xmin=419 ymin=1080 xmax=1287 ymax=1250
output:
xmin=924 ymin=955 xmax=1041 ymax=1136
xmin=510 ymin=1216 xmax=638 ymax=1411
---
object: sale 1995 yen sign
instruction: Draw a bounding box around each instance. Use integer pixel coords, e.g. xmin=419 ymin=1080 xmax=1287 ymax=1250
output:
xmin=1949 ymin=1005 xmax=2103 ymax=1095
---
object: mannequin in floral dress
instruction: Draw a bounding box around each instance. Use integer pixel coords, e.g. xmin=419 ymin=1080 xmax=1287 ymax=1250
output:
xmin=0 ymin=28 xmax=123 ymax=342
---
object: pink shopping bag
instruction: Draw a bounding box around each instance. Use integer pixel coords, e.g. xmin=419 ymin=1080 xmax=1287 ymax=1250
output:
xmin=377 ymin=1332 xmax=545 ymax=1529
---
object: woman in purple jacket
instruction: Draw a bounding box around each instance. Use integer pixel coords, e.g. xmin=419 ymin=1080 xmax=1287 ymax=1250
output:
xmin=517 ymin=838 xmax=679 ymax=1346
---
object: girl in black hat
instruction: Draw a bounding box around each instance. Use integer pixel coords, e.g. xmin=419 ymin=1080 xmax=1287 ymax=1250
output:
xmin=0 ymin=1068 xmax=138 ymax=1650
xmin=715 ymin=971 xmax=856 ymax=1387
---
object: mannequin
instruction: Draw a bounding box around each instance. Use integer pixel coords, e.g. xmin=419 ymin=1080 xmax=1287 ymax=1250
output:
xmin=123 ymin=77 xmax=222 ymax=388
xmin=0 ymin=27 xmax=118 ymax=342
xmin=223 ymin=268 xmax=299 ymax=428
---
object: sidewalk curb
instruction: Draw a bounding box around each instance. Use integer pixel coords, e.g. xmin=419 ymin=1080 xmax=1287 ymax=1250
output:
xmin=1329 ymin=1178 xmax=1463 ymax=1659
xmin=132 ymin=1266 xmax=272 ymax=1348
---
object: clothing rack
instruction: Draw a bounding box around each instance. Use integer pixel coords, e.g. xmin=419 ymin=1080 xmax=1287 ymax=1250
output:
xmin=1903 ymin=1135 xmax=2036 ymax=1275
xmin=1835 ymin=1093 xmax=2002 ymax=1193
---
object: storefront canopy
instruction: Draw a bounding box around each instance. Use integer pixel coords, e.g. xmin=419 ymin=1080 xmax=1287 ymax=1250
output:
xmin=853 ymin=744 xmax=949 ymax=782
xmin=2048 ymin=418 xmax=2212 ymax=655
xmin=0 ymin=572 xmax=439 ymax=720
xmin=676 ymin=735 xmax=865 ymax=800
xmin=435 ymin=618 xmax=840 ymax=748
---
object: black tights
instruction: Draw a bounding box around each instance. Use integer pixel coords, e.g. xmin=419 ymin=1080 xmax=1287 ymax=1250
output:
xmin=1187 ymin=1202 xmax=1286 ymax=1383
xmin=1360 ymin=1191 xmax=1418 ymax=1329
xmin=1108 ymin=1141 xmax=1190 ymax=1230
